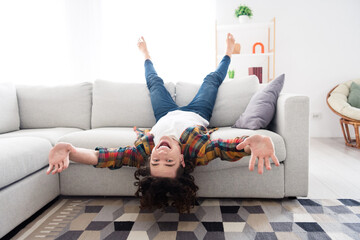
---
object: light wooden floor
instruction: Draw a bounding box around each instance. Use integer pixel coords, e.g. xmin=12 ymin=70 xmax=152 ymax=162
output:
xmin=307 ymin=137 xmax=360 ymax=199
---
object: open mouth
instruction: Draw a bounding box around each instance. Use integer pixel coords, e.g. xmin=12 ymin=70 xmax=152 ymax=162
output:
xmin=158 ymin=140 xmax=171 ymax=149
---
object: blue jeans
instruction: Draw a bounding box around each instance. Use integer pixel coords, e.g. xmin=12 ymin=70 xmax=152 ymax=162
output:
xmin=145 ymin=55 xmax=230 ymax=122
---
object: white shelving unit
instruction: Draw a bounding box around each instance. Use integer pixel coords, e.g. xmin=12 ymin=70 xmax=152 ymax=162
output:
xmin=216 ymin=18 xmax=276 ymax=83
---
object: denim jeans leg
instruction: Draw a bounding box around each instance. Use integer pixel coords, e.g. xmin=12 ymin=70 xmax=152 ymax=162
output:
xmin=145 ymin=60 xmax=178 ymax=122
xmin=179 ymin=55 xmax=230 ymax=121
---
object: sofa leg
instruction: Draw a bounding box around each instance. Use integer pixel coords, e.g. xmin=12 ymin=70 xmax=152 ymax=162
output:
xmin=287 ymin=196 xmax=297 ymax=200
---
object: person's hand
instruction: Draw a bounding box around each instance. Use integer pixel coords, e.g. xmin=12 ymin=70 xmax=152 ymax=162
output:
xmin=236 ymin=135 xmax=280 ymax=174
xmin=225 ymin=33 xmax=235 ymax=57
xmin=46 ymin=142 xmax=76 ymax=175
xmin=137 ymin=36 xmax=151 ymax=60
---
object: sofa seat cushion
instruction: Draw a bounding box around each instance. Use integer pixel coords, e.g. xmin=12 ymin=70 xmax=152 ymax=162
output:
xmin=58 ymin=128 xmax=138 ymax=150
xmin=0 ymin=128 xmax=83 ymax=146
xmin=0 ymin=137 xmax=52 ymax=189
xmin=194 ymin=127 xmax=286 ymax=172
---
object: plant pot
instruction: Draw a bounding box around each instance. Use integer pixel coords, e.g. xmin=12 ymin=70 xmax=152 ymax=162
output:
xmin=238 ymin=15 xmax=250 ymax=23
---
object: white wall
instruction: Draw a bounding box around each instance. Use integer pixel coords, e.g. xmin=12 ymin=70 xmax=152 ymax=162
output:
xmin=217 ymin=0 xmax=360 ymax=137
xmin=0 ymin=0 xmax=71 ymax=84
xmin=0 ymin=0 xmax=215 ymax=85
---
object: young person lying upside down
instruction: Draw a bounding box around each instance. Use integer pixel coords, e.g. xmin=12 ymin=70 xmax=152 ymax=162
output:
xmin=47 ymin=33 xmax=279 ymax=213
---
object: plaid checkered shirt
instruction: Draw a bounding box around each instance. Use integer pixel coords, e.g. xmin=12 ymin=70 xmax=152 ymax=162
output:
xmin=93 ymin=126 xmax=249 ymax=169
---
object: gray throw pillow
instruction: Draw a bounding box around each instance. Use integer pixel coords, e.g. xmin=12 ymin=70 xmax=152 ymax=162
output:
xmin=232 ymin=74 xmax=285 ymax=130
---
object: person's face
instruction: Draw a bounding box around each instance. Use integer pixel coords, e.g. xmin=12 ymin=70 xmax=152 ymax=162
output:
xmin=150 ymin=136 xmax=185 ymax=178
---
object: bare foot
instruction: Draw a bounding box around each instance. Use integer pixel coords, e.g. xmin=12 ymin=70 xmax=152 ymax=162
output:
xmin=137 ymin=36 xmax=151 ymax=60
xmin=225 ymin=33 xmax=236 ymax=57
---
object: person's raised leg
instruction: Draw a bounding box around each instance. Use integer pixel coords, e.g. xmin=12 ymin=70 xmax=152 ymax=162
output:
xmin=179 ymin=33 xmax=235 ymax=122
xmin=138 ymin=37 xmax=178 ymax=121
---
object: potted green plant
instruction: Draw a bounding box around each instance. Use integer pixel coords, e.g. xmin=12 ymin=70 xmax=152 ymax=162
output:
xmin=235 ymin=5 xmax=253 ymax=23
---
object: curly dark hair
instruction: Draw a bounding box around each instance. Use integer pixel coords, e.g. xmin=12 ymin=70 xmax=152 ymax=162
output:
xmin=134 ymin=159 xmax=198 ymax=213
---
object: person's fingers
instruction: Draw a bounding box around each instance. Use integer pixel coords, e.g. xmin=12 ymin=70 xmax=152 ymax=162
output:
xmin=236 ymin=142 xmax=246 ymax=150
xmin=236 ymin=138 xmax=249 ymax=150
xmin=258 ymin=157 xmax=264 ymax=174
xmin=58 ymin=162 xmax=64 ymax=173
xmin=248 ymin=154 xmax=256 ymax=171
xmin=52 ymin=164 xmax=59 ymax=175
xmin=271 ymin=154 xmax=280 ymax=166
xmin=141 ymin=36 xmax=145 ymax=41
xmin=265 ymin=157 xmax=271 ymax=170
xmin=46 ymin=164 xmax=53 ymax=175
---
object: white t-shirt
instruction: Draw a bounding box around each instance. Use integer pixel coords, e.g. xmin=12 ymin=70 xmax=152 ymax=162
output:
xmin=150 ymin=110 xmax=209 ymax=145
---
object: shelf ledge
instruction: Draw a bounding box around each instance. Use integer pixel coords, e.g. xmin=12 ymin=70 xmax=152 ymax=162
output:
xmin=218 ymin=53 xmax=273 ymax=57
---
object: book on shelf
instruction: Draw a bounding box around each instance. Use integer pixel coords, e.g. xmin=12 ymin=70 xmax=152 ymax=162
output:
xmin=248 ymin=67 xmax=263 ymax=83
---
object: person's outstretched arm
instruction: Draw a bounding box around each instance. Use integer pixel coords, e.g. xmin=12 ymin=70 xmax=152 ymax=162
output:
xmin=46 ymin=142 xmax=98 ymax=175
xmin=194 ymin=136 xmax=249 ymax=165
xmin=195 ymin=135 xmax=279 ymax=174
xmin=46 ymin=142 xmax=148 ymax=175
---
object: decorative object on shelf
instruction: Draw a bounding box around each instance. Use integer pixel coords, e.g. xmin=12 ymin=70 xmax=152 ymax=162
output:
xmin=252 ymin=42 xmax=265 ymax=54
xmin=233 ymin=43 xmax=241 ymax=54
xmin=228 ymin=70 xmax=235 ymax=79
xmin=249 ymin=67 xmax=263 ymax=83
xmin=235 ymin=5 xmax=253 ymax=23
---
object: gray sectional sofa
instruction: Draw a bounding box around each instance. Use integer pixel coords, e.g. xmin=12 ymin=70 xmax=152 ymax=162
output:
xmin=0 ymin=76 xmax=309 ymax=238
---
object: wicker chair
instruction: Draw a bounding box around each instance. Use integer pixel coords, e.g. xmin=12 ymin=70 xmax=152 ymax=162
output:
xmin=327 ymin=81 xmax=360 ymax=148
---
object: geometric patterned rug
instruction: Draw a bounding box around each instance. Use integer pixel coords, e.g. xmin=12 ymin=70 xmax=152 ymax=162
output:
xmin=16 ymin=197 xmax=360 ymax=240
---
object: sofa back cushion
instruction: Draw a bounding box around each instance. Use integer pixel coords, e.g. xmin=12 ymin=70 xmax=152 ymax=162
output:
xmin=91 ymin=80 xmax=176 ymax=128
xmin=176 ymin=76 xmax=259 ymax=127
xmin=0 ymin=83 xmax=20 ymax=133
xmin=16 ymin=82 xmax=92 ymax=129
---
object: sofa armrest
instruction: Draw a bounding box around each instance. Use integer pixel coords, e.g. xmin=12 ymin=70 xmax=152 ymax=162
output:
xmin=269 ymin=93 xmax=310 ymax=197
